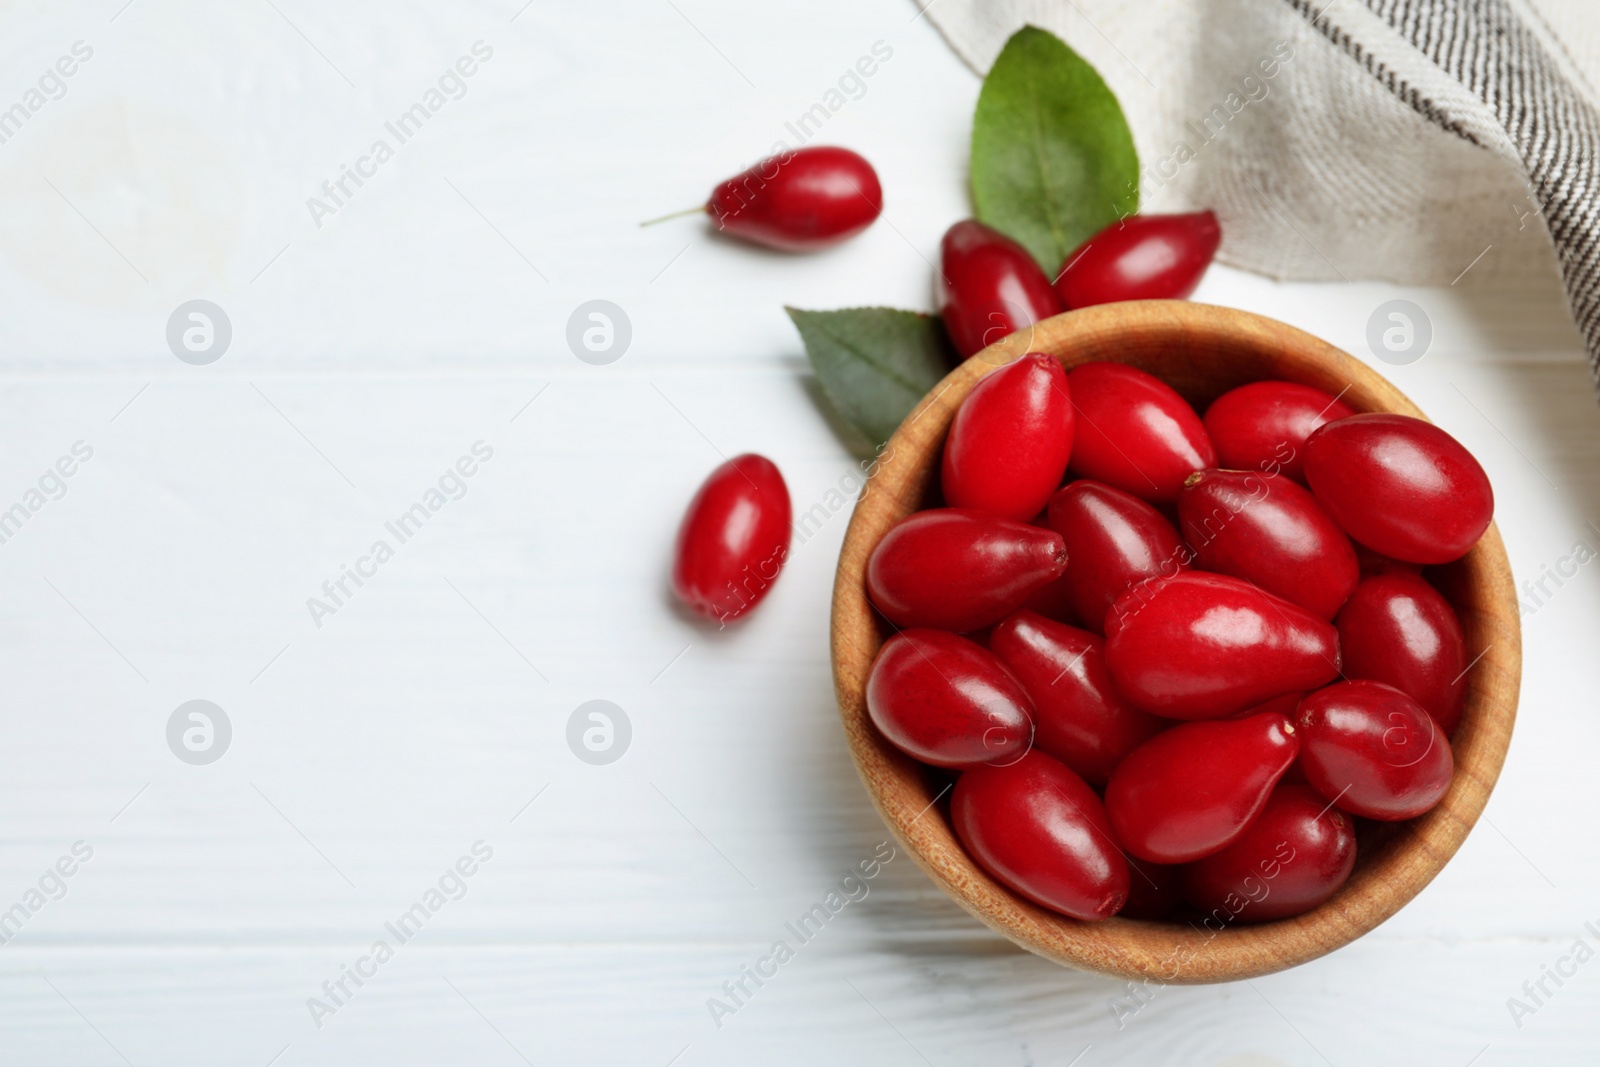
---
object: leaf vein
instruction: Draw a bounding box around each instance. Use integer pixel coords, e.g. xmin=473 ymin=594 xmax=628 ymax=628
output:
xmin=810 ymin=323 xmax=927 ymax=397
xmin=1024 ymin=61 xmax=1070 ymax=266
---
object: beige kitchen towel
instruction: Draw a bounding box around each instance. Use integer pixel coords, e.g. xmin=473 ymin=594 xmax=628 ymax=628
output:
xmin=921 ymin=0 xmax=1600 ymax=376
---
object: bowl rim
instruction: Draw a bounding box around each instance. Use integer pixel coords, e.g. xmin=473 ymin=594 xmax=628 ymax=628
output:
xmin=828 ymin=299 xmax=1521 ymax=983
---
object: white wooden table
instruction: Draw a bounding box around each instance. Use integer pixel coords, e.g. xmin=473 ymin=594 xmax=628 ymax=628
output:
xmin=0 ymin=1 xmax=1595 ymax=1063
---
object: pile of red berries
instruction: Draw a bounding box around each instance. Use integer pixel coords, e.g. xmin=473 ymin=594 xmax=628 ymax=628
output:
xmin=666 ymin=146 xmax=1223 ymax=627
xmin=863 ymin=355 xmax=1494 ymax=924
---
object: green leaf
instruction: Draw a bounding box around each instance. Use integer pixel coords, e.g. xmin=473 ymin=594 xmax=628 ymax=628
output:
xmin=971 ymin=25 xmax=1139 ymax=273
xmin=786 ymin=306 xmax=954 ymax=450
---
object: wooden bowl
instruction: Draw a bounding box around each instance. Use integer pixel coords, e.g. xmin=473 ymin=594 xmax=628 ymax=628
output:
xmin=830 ymin=300 xmax=1520 ymax=983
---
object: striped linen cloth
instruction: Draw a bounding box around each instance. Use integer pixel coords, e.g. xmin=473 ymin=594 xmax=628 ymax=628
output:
xmin=921 ymin=0 xmax=1600 ymax=379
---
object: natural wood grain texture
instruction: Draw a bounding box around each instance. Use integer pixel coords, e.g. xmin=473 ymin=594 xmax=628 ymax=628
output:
xmin=830 ymin=300 xmax=1522 ymax=983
